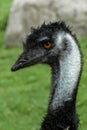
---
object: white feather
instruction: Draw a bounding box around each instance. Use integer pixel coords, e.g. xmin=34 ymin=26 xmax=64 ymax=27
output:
xmin=52 ymin=33 xmax=81 ymax=109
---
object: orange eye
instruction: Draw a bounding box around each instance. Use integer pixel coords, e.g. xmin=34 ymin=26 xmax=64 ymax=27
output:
xmin=43 ymin=42 xmax=52 ymax=49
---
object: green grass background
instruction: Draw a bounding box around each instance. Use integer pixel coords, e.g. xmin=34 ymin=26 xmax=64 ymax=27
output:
xmin=0 ymin=0 xmax=87 ymax=130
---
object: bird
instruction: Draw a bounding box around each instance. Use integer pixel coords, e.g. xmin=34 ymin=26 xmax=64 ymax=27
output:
xmin=11 ymin=21 xmax=83 ymax=130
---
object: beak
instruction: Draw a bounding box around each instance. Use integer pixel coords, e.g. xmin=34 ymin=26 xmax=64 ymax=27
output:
xmin=11 ymin=53 xmax=42 ymax=72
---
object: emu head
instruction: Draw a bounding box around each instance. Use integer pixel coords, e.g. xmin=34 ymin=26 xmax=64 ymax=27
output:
xmin=11 ymin=22 xmax=73 ymax=71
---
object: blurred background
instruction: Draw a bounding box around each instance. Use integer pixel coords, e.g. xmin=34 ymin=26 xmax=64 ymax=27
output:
xmin=0 ymin=0 xmax=87 ymax=130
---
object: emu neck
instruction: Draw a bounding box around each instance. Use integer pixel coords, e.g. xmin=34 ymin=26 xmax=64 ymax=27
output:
xmin=50 ymin=38 xmax=81 ymax=110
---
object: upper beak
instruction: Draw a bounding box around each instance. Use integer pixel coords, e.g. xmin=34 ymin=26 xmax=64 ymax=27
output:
xmin=11 ymin=59 xmax=30 ymax=71
xmin=11 ymin=53 xmax=42 ymax=72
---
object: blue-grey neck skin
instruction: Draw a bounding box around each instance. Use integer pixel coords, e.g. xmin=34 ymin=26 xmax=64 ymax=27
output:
xmin=49 ymin=33 xmax=82 ymax=111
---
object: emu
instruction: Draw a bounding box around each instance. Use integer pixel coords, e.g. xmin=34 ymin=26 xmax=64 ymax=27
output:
xmin=11 ymin=22 xmax=82 ymax=130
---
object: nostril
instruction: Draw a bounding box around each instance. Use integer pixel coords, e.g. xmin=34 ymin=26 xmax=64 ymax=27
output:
xmin=19 ymin=59 xmax=27 ymax=63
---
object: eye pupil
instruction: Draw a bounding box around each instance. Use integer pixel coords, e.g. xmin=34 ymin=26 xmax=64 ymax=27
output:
xmin=44 ymin=42 xmax=52 ymax=49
